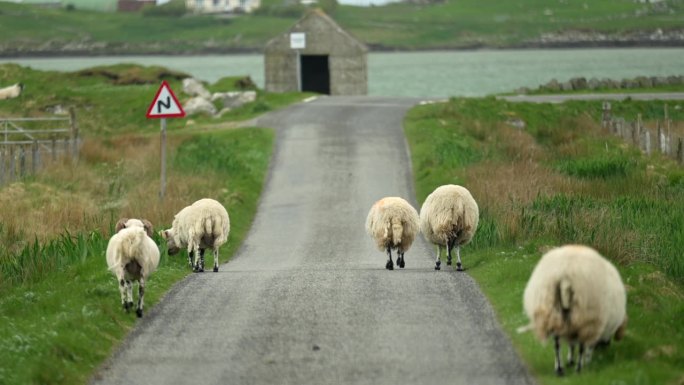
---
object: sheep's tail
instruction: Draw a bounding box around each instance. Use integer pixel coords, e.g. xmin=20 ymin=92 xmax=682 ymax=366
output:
xmin=109 ymin=228 xmax=145 ymax=271
xmin=390 ymin=217 xmax=403 ymax=247
xmin=559 ymin=277 xmax=573 ymax=312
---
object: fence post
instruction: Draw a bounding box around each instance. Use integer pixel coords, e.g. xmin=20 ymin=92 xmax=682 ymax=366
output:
xmin=602 ymin=101 xmax=611 ymax=129
xmin=51 ymin=137 xmax=57 ymax=162
xmin=678 ymin=138 xmax=684 ymax=165
xmin=9 ymin=146 xmax=15 ymax=181
xmin=69 ymin=107 xmax=79 ymax=163
xmin=0 ymin=147 xmax=4 ymax=186
xmin=19 ymin=145 xmax=26 ymax=177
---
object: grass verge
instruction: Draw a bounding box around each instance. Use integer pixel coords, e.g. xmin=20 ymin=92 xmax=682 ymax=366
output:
xmin=405 ymin=97 xmax=684 ymax=385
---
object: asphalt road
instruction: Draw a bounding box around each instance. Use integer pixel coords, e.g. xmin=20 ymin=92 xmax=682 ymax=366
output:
xmin=91 ymin=96 xmax=533 ymax=385
xmin=499 ymin=92 xmax=684 ymax=103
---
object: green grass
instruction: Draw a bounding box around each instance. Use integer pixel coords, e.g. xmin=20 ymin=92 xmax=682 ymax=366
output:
xmin=405 ymin=97 xmax=684 ymax=384
xmin=1 ymin=0 xmax=683 ymax=53
xmin=0 ymin=127 xmax=275 ymax=385
xmin=0 ymin=64 xmax=291 ymax=384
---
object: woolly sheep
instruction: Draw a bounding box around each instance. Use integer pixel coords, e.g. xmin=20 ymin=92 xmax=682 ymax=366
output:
xmin=0 ymin=83 xmax=24 ymax=100
xmin=419 ymin=184 xmax=479 ymax=271
xmin=115 ymin=218 xmax=154 ymax=238
xmin=520 ymin=245 xmax=627 ymax=375
xmin=365 ymin=197 xmax=420 ymax=270
xmin=161 ymin=198 xmax=230 ymax=273
xmin=106 ymin=221 xmax=160 ymax=318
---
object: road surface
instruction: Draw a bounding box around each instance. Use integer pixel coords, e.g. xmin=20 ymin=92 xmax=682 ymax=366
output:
xmin=499 ymin=92 xmax=684 ymax=103
xmin=91 ymin=96 xmax=533 ymax=385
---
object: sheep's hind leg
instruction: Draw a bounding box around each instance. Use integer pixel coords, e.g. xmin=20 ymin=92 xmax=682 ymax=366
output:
xmin=193 ymin=246 xmax=204 ymax=273
xmin=575 ymin=343 xmax=585 ymax=373
xmin=385 ymin=247 xmax=394 ymax=270
xmin=398 ymin=251 xmax=405 ymax=268
xmin=567 ymin=343 xmax=576 ymax=366
xmin=199 ymin=248 xmax=206 ymax=272
xmin=118 ymin=278 xmax=128 ymax=311
xmin=187 ymin=251 xmax=194 ymax=270
xmin=124 ymin=280 xmax=134 ymax=312
xmin=554 ymin=336 xmax=565 ymax=376
xmin=212 ymin=247 xmax=219 ymax=272
xmin=136 ymin=276 xmax=145 ymax=318
xmin=446 ymin=238 xmax=454 ymax=266
xmin=434 ymin=245 xmax=442 ymax=270
xmin=455 ymin=245 xmax=464 ymax=271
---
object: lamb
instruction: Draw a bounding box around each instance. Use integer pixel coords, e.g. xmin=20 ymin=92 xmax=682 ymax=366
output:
xmin=161 ymin=198 xmax=230 ymax=273
xmin=106 ymin=221 xmax=160 ymax=318
xmin=419 ymin=184 xmax=479 ymax=271
xmin=365 ymin=197 xmax=420 ymax=270
xmin=520 ymin=245 xmax=627 ymax=375
xmin=0 ymin=83 xmax=24 ymax=100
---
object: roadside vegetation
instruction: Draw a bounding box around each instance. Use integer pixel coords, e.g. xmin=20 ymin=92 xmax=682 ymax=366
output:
xmin=0 ymin=0 xmax=682 ymax=54
xmin=405 ymin=97 xmax=684 ymax=385
xmin=0 ymin=63 xmax=308 ymax=384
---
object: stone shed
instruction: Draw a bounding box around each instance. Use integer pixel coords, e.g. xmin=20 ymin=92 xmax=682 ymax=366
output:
xmin=264 ymin=9 xmax=368 ymax=95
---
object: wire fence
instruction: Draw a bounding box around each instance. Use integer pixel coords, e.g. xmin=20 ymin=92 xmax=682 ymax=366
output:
xmin=0 ymin=108 xmax=80 ymax=186
xmin=601 ymin=102 xmax=684 ymax=164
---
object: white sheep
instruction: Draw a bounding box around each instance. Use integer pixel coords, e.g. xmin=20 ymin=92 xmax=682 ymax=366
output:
xmin=365 ymin=197 xmax=420 ymax=270
xmin=160 ymin=198 xmax=230 ymax=273
xmin=520 ymin=245 xmax=627 ymax=375
xmin=106 ymin=221 xmax=160 ymax=318
xmin=419 ymin=184 xmax=479 ymax=271
xmin=0 ymin=83 xmax=24 ymax=100
xmin=115 ymin=217 xmax=154 ymax=238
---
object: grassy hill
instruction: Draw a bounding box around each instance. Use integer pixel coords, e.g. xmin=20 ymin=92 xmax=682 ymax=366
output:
xmin=0 ymin=0 xmax=683 ymax=55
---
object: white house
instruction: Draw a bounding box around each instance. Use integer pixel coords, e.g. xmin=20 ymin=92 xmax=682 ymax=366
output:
xmin=185 ymin=0 xmax=260 ymax=13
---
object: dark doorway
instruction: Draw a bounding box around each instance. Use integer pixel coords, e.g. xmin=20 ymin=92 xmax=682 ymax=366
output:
xmin=300 ymin=55 xmax=330 ymax=95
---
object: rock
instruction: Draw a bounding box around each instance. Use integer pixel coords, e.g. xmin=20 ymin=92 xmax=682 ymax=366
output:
xmin=543 ymin=79 xmax=561 ymax=92
xmin=182 ymin=78 xmax=211 ymax=99
xmin=215 ymin=91 xmax=257 ymax=109
xmin=570 ymin=77 xmax=587 ymax=90
xmin=183 ymin=96 xmax=216 ymax=116
xmin=587 ymin=77 xmax=601 ymax=90
xmin=561 ymin=81 xmax=573 ymax=91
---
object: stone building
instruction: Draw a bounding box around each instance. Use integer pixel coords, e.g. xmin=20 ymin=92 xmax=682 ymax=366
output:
xmin=264 ymin=9 xmax=368 ymax=95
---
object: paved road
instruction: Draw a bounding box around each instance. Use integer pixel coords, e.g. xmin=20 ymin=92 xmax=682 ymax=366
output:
xmin=91 ymin=96 xmax=533 ymax=385
xmin=499 ymin=92 xmax=684 ymax=103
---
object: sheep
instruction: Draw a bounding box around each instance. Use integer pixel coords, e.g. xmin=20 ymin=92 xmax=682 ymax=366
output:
xmin=106 ymin=223 xmax=160 ymax=318
xmin=160 ymin=198 xmax=230 ymax=273
xmin=365 ymin=197 xmax=420 ymax=270
xmin=419 ymin=184 xmax=479 ymax=271
xmin=115 ymin=217 xmax=154 ymax=238
xmin=520 ymin=245 xmax=627 ymax=375
xmin=0 ymin=83 xmax=24 ymax=100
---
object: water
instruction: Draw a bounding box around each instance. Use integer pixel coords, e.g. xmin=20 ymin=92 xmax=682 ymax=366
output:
xmin=2 ymin=48 xmax=683 ymax=98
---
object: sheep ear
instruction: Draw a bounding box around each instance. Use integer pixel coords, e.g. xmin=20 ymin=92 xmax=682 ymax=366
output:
xmin=159 ymin=230 xmax=168 ymax=239
xmin=115 ymin=218 xmax=128 ymax=233
xmin=142 ymin=219 xmax=154 ymax=238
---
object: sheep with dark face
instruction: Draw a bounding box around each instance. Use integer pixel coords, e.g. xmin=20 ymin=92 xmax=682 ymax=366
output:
xmin=106 ymin=219 xmax=160 ymax=318
xmin=419 ymin=184 xmax=479 ymax=271
xmin=161 ymin=198 xmax=230 ymax=273
xmin=0 ymin=83 xmax=24 ymax=100
xmin=520 ymin=245 xmax=627 ymax=375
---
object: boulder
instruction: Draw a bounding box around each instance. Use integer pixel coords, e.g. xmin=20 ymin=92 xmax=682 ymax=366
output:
xmin=182 ymin=78 xmax=211 ymax=99
xmin=183 ymin=96 xmax=216 ymax=116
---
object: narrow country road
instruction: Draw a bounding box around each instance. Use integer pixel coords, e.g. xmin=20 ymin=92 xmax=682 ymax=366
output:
xmin=91 ymin=96 xmax=533 ymax=385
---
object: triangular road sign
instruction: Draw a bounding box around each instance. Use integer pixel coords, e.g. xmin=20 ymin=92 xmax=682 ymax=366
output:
xmin=146 ymin=80 xmax=186 ymax=119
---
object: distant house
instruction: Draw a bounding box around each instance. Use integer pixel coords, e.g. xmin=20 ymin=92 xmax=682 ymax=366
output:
xmin=185 ymin=0 xmax=260 ymax=13
xmin=117 ymin=0 xmax=155 ymax=11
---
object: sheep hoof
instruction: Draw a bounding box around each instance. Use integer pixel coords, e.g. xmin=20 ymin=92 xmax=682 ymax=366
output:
xmin=136 ymin=308 xmax=143 ymax=318
xmin=124 ymin=302 xmax=134 ymax=312
xmin=398 ymin=259 xmax=405 ymax=268
xmin=456 ymin=263 xmax=463 ymax=272
xmin=434 ymin=265 xmax=441 ymax=271
xmin=555 ymin=367 xmax=565 ymax=377
xmin=213 ymin=266 xmax=219 ymax=272
xmin=385 ymin=261 xmax=394 ymax=270
xmin=435 ymin=261 xmax=441 ymax=270
xmin=446 ymin=260 xmax=452 ymax=266
xmin=193 ymin=266 xmax=204 ymax=273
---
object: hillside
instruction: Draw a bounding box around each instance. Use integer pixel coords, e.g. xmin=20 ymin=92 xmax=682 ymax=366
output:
xmin=0 ymin=0 xmax=683 ymax=56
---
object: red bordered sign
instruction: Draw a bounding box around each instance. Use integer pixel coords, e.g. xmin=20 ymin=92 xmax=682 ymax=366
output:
xmin=146 ymin=80 xmax=186 ymax=119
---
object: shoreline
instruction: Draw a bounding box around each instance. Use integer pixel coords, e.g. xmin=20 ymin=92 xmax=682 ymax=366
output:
xmin=1 ymin=41 xmax=684 ymax=59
